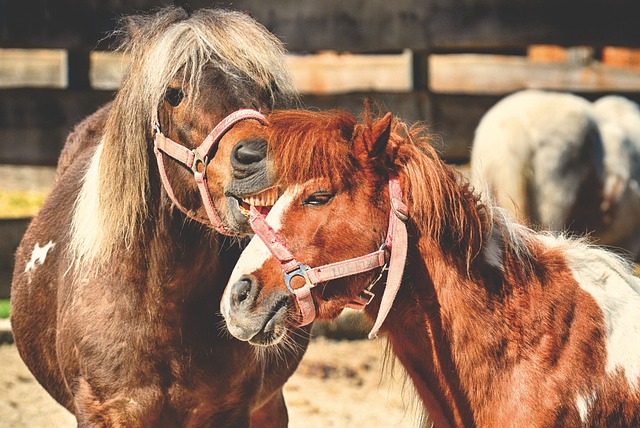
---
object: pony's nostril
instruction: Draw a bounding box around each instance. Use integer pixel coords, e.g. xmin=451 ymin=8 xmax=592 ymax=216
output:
xmin=231 ymin=276 xmax=254 ymax=307
xmin=232 ymin=138 xmax=267 ymax=166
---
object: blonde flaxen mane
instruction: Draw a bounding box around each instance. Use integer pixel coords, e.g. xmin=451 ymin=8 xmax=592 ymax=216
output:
xmin=70 ymin=7 xmax=296 ymax=268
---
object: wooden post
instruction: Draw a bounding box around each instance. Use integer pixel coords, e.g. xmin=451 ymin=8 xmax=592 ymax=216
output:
xmin=67 ymin=49 xmax=91 ymax=90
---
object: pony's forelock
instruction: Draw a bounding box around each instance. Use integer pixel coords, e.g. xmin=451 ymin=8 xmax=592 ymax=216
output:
xmin=267 ymin=110 xmax=359 ymax=189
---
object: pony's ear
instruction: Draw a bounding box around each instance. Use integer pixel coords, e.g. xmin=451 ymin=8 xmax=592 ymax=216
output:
xmin=124 ymin=16 xmax=144 ymax=41
xmin=354 ymin=112 xmax=392 ymax=165
xmin=369 ymin=112 xmax=393 ymax=157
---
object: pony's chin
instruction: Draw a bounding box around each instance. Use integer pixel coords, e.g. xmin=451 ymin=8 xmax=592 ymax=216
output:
xmin=248 ymin=328 xmax=288 ymax=347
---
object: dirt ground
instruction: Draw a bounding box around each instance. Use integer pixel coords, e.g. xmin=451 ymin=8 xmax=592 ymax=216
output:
xmin=0 ymin=335 xmax=424 ymax=428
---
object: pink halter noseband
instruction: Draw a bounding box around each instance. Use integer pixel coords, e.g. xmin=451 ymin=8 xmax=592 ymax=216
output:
xmin=153 ymin=109 xmax=268 ymax=235
xmin=249 ymin=176 xmax=409 ymax=339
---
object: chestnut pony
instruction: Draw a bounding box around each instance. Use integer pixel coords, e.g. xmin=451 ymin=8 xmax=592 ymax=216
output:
xmin=11 ymin=7 xmax=310 ymax=427
xmin=220 ymin=109 xmax=640 ymax=427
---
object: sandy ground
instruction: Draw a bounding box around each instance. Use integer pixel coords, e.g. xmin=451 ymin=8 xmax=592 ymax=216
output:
xmin=0 ymin=335 xmax=424 ymax=428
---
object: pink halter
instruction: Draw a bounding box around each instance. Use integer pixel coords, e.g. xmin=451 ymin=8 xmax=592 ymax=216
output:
xmin=249 ymin=176 xmax=409 ymax=339
xmin=153 ymin=109 xmax=268 ymax=235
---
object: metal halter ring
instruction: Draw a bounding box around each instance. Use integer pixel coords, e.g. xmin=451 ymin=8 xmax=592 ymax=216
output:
xmin=283 ymin=263 xmax=314 ymax=293
xmin=191 ymin=150 xmax=209 ymax=176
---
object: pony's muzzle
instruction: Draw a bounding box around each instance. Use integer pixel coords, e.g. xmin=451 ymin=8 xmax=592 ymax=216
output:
xmin=223 ymin=275 xmax=292 ymax=345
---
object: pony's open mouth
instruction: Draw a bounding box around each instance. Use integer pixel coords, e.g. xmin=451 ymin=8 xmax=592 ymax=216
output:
xmin=237 ymin=186 xmax=278 ymax=217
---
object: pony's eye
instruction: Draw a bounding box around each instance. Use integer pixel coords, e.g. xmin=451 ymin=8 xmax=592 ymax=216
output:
xmin=165 ymin=88 xmax=185 ymax=107
xmin=303 ymin=191 xmax=334 ymax=206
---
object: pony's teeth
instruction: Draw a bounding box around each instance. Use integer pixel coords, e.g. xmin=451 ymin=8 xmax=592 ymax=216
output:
xmin=243 ymin=187 xmax=278 ymax=208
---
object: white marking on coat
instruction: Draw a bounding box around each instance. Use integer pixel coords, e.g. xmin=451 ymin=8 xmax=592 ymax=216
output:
xmin=566 ymin=246 xmax=640 ymax=389
xmin=25 ymin=241 xmax=56 ymax=274
xmin=576 ymin=390 xmax=597 ymax=423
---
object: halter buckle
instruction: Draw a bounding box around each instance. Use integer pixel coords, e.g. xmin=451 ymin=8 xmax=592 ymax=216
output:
xmin=283 ymin=262 xmax=314 ymax=293
xmin=357 ymin=249 xmax=389 ymax=306
xmin=191 ymin=149 xmax=209 ymax=177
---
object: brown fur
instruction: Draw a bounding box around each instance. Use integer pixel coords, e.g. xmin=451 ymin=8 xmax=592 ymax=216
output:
xmin=11 ymin=7 xmax=307 ymax=427
xmin=224 ymin=107 xmax=640 ymax=427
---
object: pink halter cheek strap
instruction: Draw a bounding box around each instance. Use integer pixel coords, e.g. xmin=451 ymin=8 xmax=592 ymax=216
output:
xmin=248 ymin=176 xmax=409 ymax=338
xmin=248 ymin=206 xmax=317 ymax=326
xmin=153 ymin=109 xmax=268 ymax=235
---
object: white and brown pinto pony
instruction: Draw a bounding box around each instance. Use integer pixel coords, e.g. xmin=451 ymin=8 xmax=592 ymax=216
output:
xmin=220 ymin=109 xmax=640 ymax=427
xmin=11 ymin=7 xmax=310 ymax=427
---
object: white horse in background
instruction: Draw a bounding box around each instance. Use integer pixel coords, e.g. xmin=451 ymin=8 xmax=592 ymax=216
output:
xmin=470 ymin=90 xmax=640 ymax=260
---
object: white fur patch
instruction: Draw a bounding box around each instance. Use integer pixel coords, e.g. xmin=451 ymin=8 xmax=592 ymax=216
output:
xmin=575 ymin=390 xmax=597 ymax=423
xmin=69 ymin=143 xmax=104 ymax=266
xmin=484 ymin=228 xmax=503 ymax=270
xmin=565 ymin=246 xmax=640 ymax=389
xmin=25 ymin=241 xmax=56 ymax=276
xmin=221 ymin=187 xmax=300 ymax=318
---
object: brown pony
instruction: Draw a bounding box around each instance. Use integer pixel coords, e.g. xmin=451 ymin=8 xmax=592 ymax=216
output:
xmin=219 ymin=108 xmax=640 ymax=427
xmin=11 ymin=7 xmax=310 ymax=427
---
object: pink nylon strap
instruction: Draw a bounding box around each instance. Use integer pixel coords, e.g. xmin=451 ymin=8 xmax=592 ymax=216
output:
xmin=153 ymin=109 xmax=268 ymax=235
xmin=368 ymin=176 xmax=409 ymax=338
xmin=306 ymin=251 xmax=386 ymax=284
xmin=249 ymin=206 xmax=316 ymax=325
xmin=248 ymin=176 xmax=409 ymax=335
xmin=154 ymin=133 xmax=195 ymax=167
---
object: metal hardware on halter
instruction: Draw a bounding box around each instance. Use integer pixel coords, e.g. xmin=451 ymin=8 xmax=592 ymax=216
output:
xmin=283 ymin=262 xmax=314 ymax=293
xmin=355 ymin=243 xmax=389 ymax=306
xmin=365 ymin=263 xmax=388 ymax=301
xmin=191 ymin=150 xmax=208 ymax=176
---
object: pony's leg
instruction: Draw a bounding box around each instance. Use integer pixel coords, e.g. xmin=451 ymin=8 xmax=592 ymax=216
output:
xmin=250 ymin=389 xmax=288 ymax=428
xmin=73 ymin=378 xmax=162 ymax=428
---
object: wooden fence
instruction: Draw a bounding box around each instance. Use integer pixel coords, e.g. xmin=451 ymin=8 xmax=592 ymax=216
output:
xmin=1 ymin=0 xmax=640 ymax=297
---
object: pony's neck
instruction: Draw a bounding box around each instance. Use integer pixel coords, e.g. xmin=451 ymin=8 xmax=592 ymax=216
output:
xmin=373 ymin=169 xmax=523 ymax=427
xmin=374 ymin=246 xmax=479 ymax=428
xmin=380 ymin=172 xmax=553 ymax=427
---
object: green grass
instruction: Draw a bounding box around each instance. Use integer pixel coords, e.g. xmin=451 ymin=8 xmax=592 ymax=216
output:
xmin=0 ymin=299 xmax=10 ymax=319
xmin=0 ymin=189 xmax=48 ymax=218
